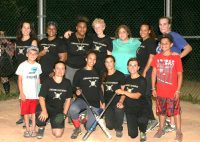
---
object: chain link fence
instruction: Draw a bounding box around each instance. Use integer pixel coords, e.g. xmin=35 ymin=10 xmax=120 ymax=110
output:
xmin=0 ymin=0 xmax=200 ymax=101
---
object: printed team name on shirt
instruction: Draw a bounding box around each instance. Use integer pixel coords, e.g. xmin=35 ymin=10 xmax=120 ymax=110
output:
xmin=71 ymin=42 xmax=89 ymax=51
xmin=49 ymin=88 xmax=67 ymax=100
xmin=40 ymin=43 xmax=56 ymax=52
xmin=16 ymin=46 xmax=30 ymax=55
xmin=93 ymin=41 xmax=107 ymax=52
xmin=125 ymin=84 xmax=139 ymax=93
xmin=83 ymin=77 xmax=99 ymax=88
xmin=103 ymin=81 xmax=118 ymax=92
xmin=136 ymin=45 xmax=145 ymax=54
xmin=156 ymin=58 xmax=175 ymax=85
xmin=26 ymin=67 xmax=38 ymax=79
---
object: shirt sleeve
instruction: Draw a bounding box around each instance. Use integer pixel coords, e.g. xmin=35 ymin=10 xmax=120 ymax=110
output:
xmin=38 ymin=64 xmax=42 ymax=75
xmin=73 ymin=70 xmax=81 ymax=88
xmin=39 ymin=79 xmax=49 ymax=98
xmin=147 ymin=39 xmax=157 ymax=55
xmin=175 ymin=56 xmax=183 ymax=73
xmin=171 ymin=32 xmax=188 ymax=50
xmin=57 ymin=39 xmax=67 ymax=53
xmin=15 ymin=63 xmax=23 ymax=76
xmin=151 ymin=54 xmax=158 ymax=68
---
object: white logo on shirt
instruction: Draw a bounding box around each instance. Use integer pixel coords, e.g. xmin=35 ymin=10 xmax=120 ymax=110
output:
xmin=43 ymin=46 xmax=50 ymax=52
xmin=18 ymin=48 xmax=25 ymax=55
xmin=127 ymin=87 xmax=133 ymax=93
xmin=89 ymin=80 xmax=97 ymax=87
xmin=94 ymin=45 xmax=102 ymax=51
xmin=106 ymin=84 xmax=113 ymax=91
xmin=76 ymin=45 xmax=85 ymax=51
xmin=53 ymin=92 xmax=62 ymax=100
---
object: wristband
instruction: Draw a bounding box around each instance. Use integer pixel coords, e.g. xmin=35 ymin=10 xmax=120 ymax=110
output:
xmin=151 ymin=88 xmax=156 ymax=91
xmin=176 ymin=90 xmax=181 ymax=94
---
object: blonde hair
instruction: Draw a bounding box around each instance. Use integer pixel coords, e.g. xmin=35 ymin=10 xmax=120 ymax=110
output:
xmin=92 ymin=18 xmax=106 ymax=28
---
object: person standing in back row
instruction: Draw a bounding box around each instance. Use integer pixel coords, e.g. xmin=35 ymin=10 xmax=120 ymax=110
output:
xmin=136 ymin=22 xmax=158 ymax=132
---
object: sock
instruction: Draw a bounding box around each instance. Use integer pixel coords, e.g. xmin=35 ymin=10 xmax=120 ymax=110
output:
xmin=72 ymin=119 xmax=81 ymax=128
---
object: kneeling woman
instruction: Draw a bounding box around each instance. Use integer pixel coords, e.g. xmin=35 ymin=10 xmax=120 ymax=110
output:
xmin=102 ymin=55 xmax=125 ymax=137
xmin=69 ymin=51 xmax=104 ymax=139
xmin=116 ymin=58 xmax=148 ymax=141
xmin=36 ymin=61 xmax=72 ymax=139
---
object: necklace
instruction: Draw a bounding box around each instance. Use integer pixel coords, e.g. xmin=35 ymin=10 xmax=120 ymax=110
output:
xmin=76 ymin=33 xmax=85 ymax=51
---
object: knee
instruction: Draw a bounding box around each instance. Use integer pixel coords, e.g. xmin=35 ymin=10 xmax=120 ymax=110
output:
xmin=52 ymin=131 xmax=63 ymax=138
xmin=69 ymin=105 xmax=80 ymax=116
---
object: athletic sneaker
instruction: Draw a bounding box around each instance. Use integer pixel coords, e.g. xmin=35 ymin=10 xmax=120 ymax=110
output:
xmin=71 ymin=127 xmax=82 ymax=139
xmin=37 ymin=128 xmax=45 ymax=139
xmin=164 ymin=124 xmax=176 ymax=133
xmin=16 ymin=117 xmax=24 ymax=124
xmin=116 ymin=130 xmax=123 ymax=137
xmin=175 ymin=131 xmax=183 ymax=142
xmin=154 ymin=129 xmax=165 ymax=138
xmin=146 ymin=120 xmax=159 ymax=132
xmin=140 ymin=132 xmax=146 ymax=142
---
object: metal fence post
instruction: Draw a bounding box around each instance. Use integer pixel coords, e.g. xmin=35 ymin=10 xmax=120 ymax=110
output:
xmin=165 ymin=0 xmax=172 ymax=18
xmin=38 ymin=0 xmax=46 ymax=40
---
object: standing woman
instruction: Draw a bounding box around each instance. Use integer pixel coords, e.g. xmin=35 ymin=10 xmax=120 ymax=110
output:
xmin=112 ymin=25 xmax=141 ymax=75
xmin=136 ymin=22 xmax=158 ymax=132
xmin=37 ymin=21 xmax=67 ymax=83
xmin=69 ymin=51 xmax=104 ymax=139
xmin=91 ymin=18 xmax=113 ymax=74
xmin=116 ymin=58 xmax=148 ymax=142
xmin=15 ymin=20 xmax=37 ymax=125
xmin=64 ymin=17 xmax=93 ymax=83
xmin=102 ymin=55 xmax=125 ymax=137
xmin=36 ymin=61 xmax=72 ymax=139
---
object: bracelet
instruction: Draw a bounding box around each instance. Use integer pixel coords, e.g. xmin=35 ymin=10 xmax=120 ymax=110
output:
xmin=176 ymin=90 xmax=181 ymax=94
xmin=151 ymin=88 xmax=156 ymax=91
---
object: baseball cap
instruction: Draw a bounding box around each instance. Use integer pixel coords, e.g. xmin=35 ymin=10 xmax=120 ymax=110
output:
xmin=27 ymin=46 xmax=39 ymax=53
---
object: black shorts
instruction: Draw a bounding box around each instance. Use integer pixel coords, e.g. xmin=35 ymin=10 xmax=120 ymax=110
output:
xmin=36 ymin=105 xmax=65 ymax=129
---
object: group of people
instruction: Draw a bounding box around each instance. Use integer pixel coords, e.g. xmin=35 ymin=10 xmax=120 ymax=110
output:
xmin=1 ymin=16 xmax=192 ymax=142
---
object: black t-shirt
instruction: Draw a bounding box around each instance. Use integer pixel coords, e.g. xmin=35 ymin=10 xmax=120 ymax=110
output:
xmin=39 ymin=77 xmax=72 ymax=116
xmin=64 ymin=33 xmax=93 ymax=69
xmin=102 ymin=70 xmax=125 ymax=107
xmin=124 ymin=75 xmax=147 ymax=113
xmin=39 ymin=37 xmax=66 ymax=75
xmin=15 ymin=38 xmax=36 ymax=67
xmin=73 ymin=68 xmax=102 ymax=108
xmin=136 ymin=38 xmax=157 ymax=70
xmin=92 ymin=35 xmax=113 ymax=74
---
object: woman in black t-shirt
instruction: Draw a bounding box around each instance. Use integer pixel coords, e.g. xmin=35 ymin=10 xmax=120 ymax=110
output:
xmin=69 ymin=51 xmax=105 ymax=139
xmin=15 ymin=20 xmax=37 ymax=125
xmin=36 ymin=61 xmax=72 ymax=139
xmin=38 ymin=21 xmax=67 ymax=83
xmin=116 ymin=58 xmax=148 ymax=141
xmin=136 ymin=22 xmax=158 ymax=132
xmin=102 ymin=55 xmax=125 ymax=137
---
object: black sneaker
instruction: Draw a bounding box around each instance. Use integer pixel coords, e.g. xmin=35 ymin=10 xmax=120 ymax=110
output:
xmin=116 ymin=130 xmax=123 ymax=137
xmin=37 ymin=128 xmax=45 ymax=139
xmin=16 ymin=118 xmax=24 ymax=124
xmin=71 ymin=128 xmax=82 ymax=139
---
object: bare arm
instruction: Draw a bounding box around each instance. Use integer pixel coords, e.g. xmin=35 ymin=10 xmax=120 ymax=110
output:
xmin=174 ymin=72 xmax=183 ymax=100
xmin=38 ymin=96 xmax=48 ymax=121
xmin=107 ymin=50 xmax=112 ymax=55
xmin=31 ymin=40 xmax=37 ymax=46
xmin=151 ymin=67 xmax=157 ymax=97
xmin=63 ymin=98 xmax=71 ymax=114
xmin=143 ymin=54 xmax=155 ymax=77
xmin=58 ymin=52 xmax=67 ymax=62
xmin=180 ymin=44 xmax=192 ymax=58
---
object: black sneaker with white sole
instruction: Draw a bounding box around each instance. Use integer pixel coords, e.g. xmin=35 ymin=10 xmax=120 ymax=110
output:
xmin=71 ymin=127 xmax=82 ymax=139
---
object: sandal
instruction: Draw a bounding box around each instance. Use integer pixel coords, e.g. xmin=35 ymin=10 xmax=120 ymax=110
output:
xmin=31 ymin=131 xmax=37 ymax=137
xmin=24 ymin=131 xmax=31 ymax=138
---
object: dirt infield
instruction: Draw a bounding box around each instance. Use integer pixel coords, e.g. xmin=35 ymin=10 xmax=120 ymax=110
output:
xmin=0 ymin=99 xmax=200 ymax=142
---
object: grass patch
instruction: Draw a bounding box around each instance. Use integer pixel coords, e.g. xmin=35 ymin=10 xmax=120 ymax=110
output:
xmin=0 ymin=92 xmax=18 ymax=101
xmin=180 ymin=94 xmax=200 ymax=104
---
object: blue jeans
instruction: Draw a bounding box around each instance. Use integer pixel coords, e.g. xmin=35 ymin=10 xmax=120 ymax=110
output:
xmin=69 ymin=98 xmax=100 ymax=130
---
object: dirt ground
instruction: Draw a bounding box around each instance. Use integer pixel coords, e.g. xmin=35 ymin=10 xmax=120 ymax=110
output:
xmin=0 ymin=99 xmax=200 ymax=142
